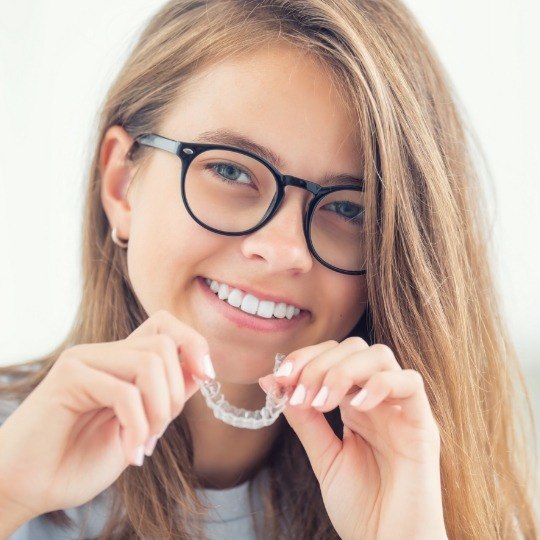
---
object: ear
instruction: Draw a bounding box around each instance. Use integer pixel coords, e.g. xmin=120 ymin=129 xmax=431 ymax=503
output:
xmin=99 ymin=125 xmax=137 ymax=241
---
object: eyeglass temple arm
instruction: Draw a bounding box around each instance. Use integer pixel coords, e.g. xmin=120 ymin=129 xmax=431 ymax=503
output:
xmin=129 ymin=133 xmax=181 ymax=157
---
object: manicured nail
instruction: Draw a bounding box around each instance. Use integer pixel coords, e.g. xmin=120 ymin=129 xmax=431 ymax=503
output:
xmin=144 ymin=435 xmax=158 ymax=456
xmin=350 ymin=388 xmax=368 ymax=408
xmin=202 ymin=353 xmax=216 ymax=379
xmin=289 ymin=384 xmax=306 ymax=405
xmin=133 ymin=444 xmax=145 ymax=466
xmin=258 ymin=376 xmax=271 ymax=393
xmin=275 ymin=361 xmax=293 ymax=377
xmin=311 ymin=386 xmax=329 ymax=407
xmin=157 ymin=425 xmax=168 ymax=438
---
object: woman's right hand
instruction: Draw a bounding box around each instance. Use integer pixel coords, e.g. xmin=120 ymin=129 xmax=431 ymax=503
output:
xmin=0 ymin=309 xmax=214 ymax=524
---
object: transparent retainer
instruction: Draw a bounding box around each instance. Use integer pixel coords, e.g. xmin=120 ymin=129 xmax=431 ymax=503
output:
xmin=193 ymin=353 xmax=291 ymax=429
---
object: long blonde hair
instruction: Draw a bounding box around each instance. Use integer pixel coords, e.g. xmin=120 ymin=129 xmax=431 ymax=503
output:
xmin=1 ymin=0 xmax=537 ymax=537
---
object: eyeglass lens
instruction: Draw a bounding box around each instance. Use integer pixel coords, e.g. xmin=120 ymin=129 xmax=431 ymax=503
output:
xmin=183 ymin=149 xmax=366 ymax=272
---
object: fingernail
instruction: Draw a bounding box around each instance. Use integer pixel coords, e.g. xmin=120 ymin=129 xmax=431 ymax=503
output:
xmin=144 ymin=435 xmax=158 ymax=456
xmin=311 ymin=386 xmax=329 ymax=407
xmin=258 ymin=377 xmax=270 ymax=393
xmin=289 ymin=384 xmax=306 ymax=406
xmin=274 ymin=361 xmax=293 ymax=378
xmin=350 ymin=388 xmax=368 ymax=408
xmin=202 ymin=353 xmax=216 ymax=379
xmin=133 ymin=444 xmax=145 ymax=466
xmin=158 ymin=425 xmax=168 ymax=438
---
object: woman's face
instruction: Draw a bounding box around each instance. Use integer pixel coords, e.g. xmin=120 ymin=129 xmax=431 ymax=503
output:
xmin=102 ymin=44 xmax=368 ymax=383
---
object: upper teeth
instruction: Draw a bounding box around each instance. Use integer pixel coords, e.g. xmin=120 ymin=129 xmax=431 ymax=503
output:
xmin=205 ymin=278 xmax=301 ymax=320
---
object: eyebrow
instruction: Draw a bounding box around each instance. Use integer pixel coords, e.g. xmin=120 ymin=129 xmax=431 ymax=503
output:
xmin=193 ymin=128 xmax=364 ymax=188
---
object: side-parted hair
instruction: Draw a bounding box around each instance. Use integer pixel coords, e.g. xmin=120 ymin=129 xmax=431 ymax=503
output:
xmin=1 ymin=1 xmax=537 ymax=538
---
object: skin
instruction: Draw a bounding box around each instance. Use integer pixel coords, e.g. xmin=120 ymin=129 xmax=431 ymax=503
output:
xmin=100 ymin=43 xmax=367 ymax=488
xmin=100 ymin=43 xmax=447 ymax=537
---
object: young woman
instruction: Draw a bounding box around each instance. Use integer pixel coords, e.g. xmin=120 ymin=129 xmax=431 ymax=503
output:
xmin=0 ymin=0 xmax=537 ymax=538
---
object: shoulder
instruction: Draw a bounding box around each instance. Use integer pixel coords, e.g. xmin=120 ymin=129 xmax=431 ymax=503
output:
xmin=0 ymin=362 xmax=43 ymax=426
xmin=9 ymin=488 xmax=114 ymax=539
xmin=0 ymin=378 xmax=23 ymax=427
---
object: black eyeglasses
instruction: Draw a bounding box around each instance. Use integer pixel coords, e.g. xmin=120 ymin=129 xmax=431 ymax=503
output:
xmin=128 ymin=133 xmax=366 ymax=275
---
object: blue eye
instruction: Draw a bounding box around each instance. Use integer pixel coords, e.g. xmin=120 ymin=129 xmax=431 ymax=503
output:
xmin=324 ymin=201 xmax=364 ymax=224
xmin=210 ymin=163 xmax=253 ymax=185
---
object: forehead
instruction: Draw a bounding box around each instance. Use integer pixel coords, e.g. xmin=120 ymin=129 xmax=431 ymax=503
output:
xmin=159 ymin=44 xmax=365 ymax=177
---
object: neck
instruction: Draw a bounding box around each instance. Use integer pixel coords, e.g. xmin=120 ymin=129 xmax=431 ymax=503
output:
xmin=184 ymin=381 xmax=284 ymax=489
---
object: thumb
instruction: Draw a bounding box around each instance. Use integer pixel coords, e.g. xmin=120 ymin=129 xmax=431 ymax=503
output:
xmin=259 ymin=375 xmax=342 ymax=482
xmin=182 ymin=363 xmax=203 ymax=401
xmin=258 ymin=374 xmax=274 ymax=393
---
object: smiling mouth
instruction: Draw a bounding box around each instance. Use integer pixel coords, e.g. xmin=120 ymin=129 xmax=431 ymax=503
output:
xmin=203 ymin=277 xmax=303 ymax=320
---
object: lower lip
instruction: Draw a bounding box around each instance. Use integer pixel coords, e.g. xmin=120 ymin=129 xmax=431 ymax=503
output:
xmin=197 ymin=277 xmax=308 ymax=333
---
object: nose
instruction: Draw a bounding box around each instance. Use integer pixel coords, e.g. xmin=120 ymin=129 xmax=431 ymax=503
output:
xmin=240 ymin=190 xmax=313 ymax=274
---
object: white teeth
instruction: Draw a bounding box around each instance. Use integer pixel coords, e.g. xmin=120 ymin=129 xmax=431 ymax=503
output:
xmin=257 ymin=300 xmax=275 ymax=319
xmin=240 ymin=294 xmax=259 ymax=315
xmin=205 ymin=278 xmax=302 ymax=319
xmin=227 ymin=288 xmax=243 ymax=308
xmin=217 ymin=283 xmax=230 ymax=300
xmin=273 ymin=302 xmax=287 ymax=319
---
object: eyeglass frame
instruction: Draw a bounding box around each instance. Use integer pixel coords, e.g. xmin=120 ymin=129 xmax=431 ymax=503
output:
xmin=127 ymin=133 xmax=367 ymax=276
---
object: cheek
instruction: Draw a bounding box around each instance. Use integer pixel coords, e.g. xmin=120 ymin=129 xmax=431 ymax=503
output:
xmin=125 ymin=188 xmax=224 ymax=310
xmin=323 ymin=278 xmax=367 ymax=339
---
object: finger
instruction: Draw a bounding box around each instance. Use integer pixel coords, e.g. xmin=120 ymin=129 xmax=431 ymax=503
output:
xmin=273 ymin=339 xmax=341 ymax=381
xmin=124 ymin=334 xmax=186 ymax=418
xmin=127 ymin=309 xmax=215 ymax=382
xmin=59 ymin=359 xmax=149 ymax=466
xmin=66 ymin=345 xmax=173 ymax=441
xmin=283 ymin=337 xmax=372 ymax=410
xmin=348 ymin=369 xmax=434 ymax=428
xmin=258 ymin=374 xmax=341 ymax=484
xmin=303 ymin=344 xmax=402 ymax=413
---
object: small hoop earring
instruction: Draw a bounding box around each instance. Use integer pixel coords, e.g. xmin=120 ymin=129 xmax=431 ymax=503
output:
xmin=111 ymin=227 xmax=129 ymax=248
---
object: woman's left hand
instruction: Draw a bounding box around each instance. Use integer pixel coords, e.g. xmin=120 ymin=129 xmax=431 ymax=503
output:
xmin=259 ymin=338 xmax=448 ymax=540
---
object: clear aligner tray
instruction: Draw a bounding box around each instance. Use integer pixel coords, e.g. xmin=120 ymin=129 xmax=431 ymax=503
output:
xmin=193 ymin=353 xmax=291 ymax=429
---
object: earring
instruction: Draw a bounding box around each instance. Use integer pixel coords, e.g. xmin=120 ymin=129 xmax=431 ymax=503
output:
xmin=111 ymin=227 xmax=129 ymax=248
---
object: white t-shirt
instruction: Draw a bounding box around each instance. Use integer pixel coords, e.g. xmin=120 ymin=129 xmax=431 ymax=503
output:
xmin=9 ymin=476 xmax=267 ymax=539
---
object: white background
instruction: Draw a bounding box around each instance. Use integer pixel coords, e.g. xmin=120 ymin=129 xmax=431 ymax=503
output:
xmin=0 ymin=0 xmax=539 ymax=373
